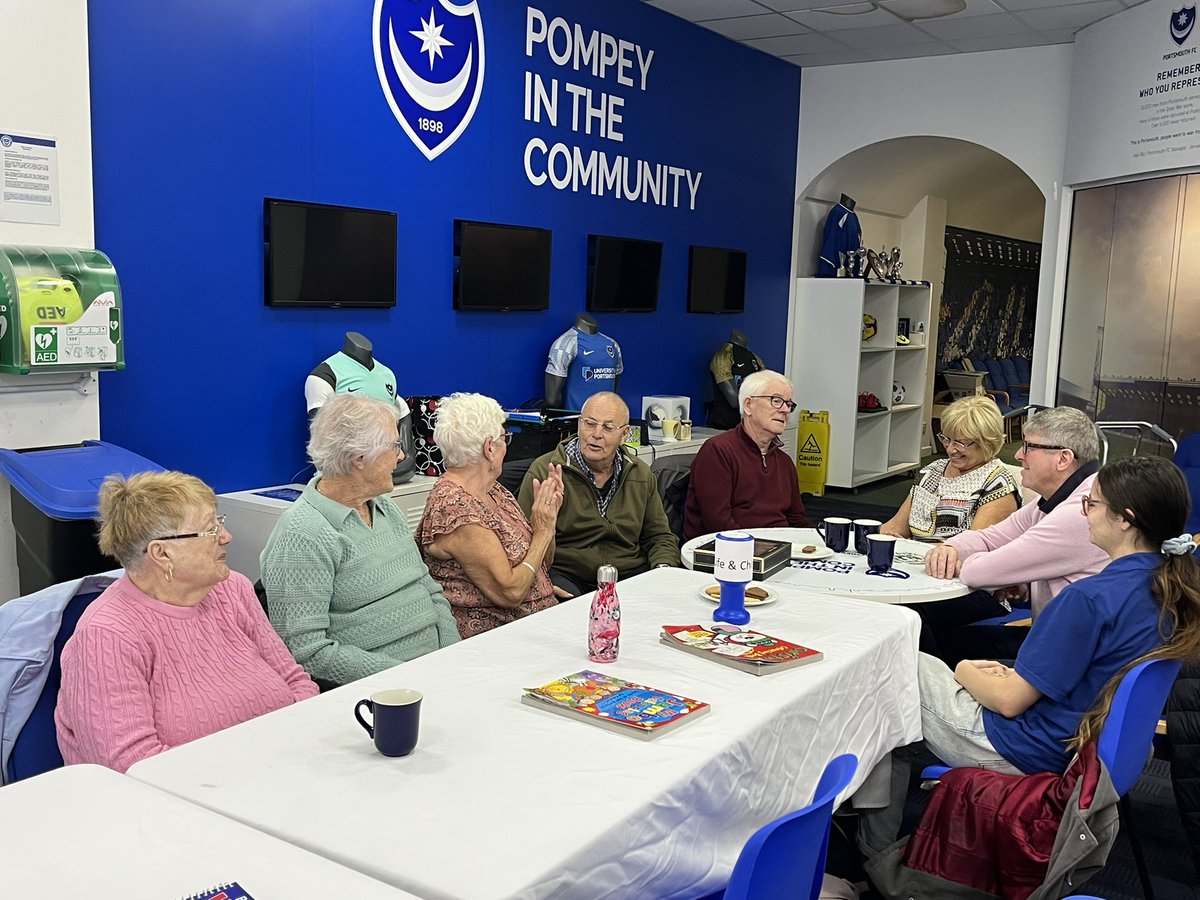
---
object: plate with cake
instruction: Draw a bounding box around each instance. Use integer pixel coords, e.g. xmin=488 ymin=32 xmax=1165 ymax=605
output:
xmin=698 ymin=583 xmax=778 ymax=606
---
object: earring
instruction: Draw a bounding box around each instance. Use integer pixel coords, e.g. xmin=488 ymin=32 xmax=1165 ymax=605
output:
xmin=165 ymin=564 xmax=174 ymax=583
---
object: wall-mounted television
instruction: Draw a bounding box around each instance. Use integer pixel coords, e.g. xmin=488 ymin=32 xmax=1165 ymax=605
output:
xmin=453 ymin=219 xmax=552 ymax=311
xmin=263 ymin=198 xmax=397 ymax=308
xmin=586 ymin=234 xmax=662 ymax=313
xmin=687 ymin=245 xmax=747 ymax=314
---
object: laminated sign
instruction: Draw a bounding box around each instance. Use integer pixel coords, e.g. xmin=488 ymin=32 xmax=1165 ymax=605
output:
xmin=795 ymin=410 xmax=829 ymax=496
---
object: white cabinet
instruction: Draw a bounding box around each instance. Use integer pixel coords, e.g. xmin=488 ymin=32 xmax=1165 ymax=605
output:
xmin=786 ymin=278 xmax=932 ymax=489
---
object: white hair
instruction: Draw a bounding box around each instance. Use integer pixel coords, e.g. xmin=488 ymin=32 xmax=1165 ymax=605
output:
xmin=434 ymin=393 xmax=506 ymax=469
xmin=307 ymin=393 xmax=399 ymax=477
xmin=737 ymin=369 xmax=791 ymax=415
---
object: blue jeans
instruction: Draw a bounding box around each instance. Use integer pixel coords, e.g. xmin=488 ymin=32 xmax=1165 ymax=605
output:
xmin=918 ymin=652 xmax=1021 ymax=773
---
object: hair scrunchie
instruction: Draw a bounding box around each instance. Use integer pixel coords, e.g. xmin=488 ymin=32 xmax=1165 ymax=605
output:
xmin=1161 ymin=533 xmax=1197 ymax=556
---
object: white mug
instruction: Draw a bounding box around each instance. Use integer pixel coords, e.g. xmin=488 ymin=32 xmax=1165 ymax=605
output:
xmin=661 ymin=418 xmax=681 ymax=441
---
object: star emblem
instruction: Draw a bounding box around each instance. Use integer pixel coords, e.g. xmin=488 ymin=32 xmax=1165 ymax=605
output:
xmin=1180 ymin=11 xmax=1192 ymax=27
xmin=410 ymin=6 xmax=454 ymax=70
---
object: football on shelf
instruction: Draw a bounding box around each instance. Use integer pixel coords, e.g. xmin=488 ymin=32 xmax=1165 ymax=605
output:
xmin=892 ymin=381 xmax=906 ymax=405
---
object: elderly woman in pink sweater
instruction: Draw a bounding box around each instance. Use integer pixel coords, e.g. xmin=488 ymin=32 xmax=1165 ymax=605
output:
xmin=55 ymin=471 xmax=317 ymax=773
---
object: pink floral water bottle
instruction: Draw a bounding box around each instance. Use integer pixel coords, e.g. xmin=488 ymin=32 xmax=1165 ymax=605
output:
xmin=588 ymin=564 xmax=621 ymax=662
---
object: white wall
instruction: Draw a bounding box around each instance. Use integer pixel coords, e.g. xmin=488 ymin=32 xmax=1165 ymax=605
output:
xmin=0 ymin=0 xmax=96 ymax=601
xmin=795 ymin=44 xmax=1074 ymax=406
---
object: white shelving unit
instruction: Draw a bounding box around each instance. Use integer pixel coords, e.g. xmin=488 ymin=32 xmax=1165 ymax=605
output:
xmin=786 ymin=278 xmax=933 ymax=489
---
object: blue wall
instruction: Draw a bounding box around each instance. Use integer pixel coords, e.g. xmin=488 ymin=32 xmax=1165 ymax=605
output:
xmin=90 ymin=0 xmax=801 ymax=492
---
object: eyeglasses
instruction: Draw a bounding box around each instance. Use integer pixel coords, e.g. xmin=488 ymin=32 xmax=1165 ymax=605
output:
xmin=146 ymin=514 xmax=226 ymax=549
xmin=391 ymin=440 xmax=405 ymax=454
xmin=937 ymin=432 xmax=976 ymax=451
xmin=750 ymin=395 xmax=798 ymax=413
xmin=491 ymin=432 xmax=513 ymax=445
xmin=1021 ymin=441 xmax=1066 ymax=454
xmin=580 ymin=416 xmax=628 ymax=434
xmin=1081 ymin=495 xmax=1111 ymax=514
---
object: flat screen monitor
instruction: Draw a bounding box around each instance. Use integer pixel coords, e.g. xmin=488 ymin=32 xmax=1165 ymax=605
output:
xmin=687 ymin=245 xmax=747 ymax=314
xmin=453 ymin=219 xmax=552 ymax=311
xmin=263 ymin=198 xmax=397 ymax=308
xmin=586 ymin=235 xmax=662 ymax=313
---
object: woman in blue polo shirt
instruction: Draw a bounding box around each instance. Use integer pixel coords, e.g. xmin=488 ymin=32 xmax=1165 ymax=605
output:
xmin=918 ymin=454 xmax=1200 ymax=774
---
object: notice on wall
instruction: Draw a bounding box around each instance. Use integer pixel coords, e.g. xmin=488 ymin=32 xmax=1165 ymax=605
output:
xmin=0 ymin=131 xmax=60 ymax=226
xmin=521 ymin=6 xmax=703 ymax=211
xmin=1066 ymin=1 xmax=1200 ymax=185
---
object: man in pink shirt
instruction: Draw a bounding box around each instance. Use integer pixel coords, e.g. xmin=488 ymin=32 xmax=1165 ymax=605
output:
xmin=923 ymin=406 xmax=1108 ymax=661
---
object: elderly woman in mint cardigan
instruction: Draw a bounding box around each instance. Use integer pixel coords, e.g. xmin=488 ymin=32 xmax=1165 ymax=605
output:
xmin=260 ymin=393 xmax=460 ymax=687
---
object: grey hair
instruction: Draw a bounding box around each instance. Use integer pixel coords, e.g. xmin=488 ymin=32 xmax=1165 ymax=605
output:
xmin=1025 ymin=406 xmax=1100 ymax=465
xmin=738 ymin=369 xmax=791 ymax=413
xmin=434 ymin=392 xmax=506 ymax=469
xmin=307 ymin=393 xmax=399 ymax=477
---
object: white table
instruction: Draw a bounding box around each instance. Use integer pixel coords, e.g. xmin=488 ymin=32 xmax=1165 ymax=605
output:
xmin=682 ymin=526 xmax=971 ymax=605
xmin=1 ymin=764 xmax=418 ymax=898
xmin=128 ymin=568 xmax=921 ymax=900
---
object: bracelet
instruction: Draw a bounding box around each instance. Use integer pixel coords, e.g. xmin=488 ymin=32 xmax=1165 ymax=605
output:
xmin=520 ymin=561 xmax=537 ymax=576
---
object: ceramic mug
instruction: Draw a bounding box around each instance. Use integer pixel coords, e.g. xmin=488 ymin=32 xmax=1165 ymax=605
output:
xmin=866 ymin=534 xmax=898 ymax=572
xmin=816 ymin=517 xmax=852 ymax=553
xmin=679 ymin=419 xmax=693 ymax=441
xmin=661 ymin=418 xmax=681 ymax=441
xmin=355 ymin=688 xmax=422 ymax=757
xmin=853 ymin=519 xmax=882 ymax=555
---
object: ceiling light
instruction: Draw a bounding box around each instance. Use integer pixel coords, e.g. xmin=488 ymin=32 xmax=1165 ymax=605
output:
xmin=816 ymin=0 xmax=967 ymax=21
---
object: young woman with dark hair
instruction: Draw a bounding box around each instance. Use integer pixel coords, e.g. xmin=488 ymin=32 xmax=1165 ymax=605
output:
xmin=917 ymin=454 xmax=1200 ymax=775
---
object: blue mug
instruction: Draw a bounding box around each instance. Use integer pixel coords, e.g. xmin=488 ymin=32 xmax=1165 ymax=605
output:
xmin=866 ymin=533 xmax=898 ymax=573
xmin=816 ymin=517 xmax=852 ymax=553
xmin=355 ymin=688 xmax=422 ymax=757
xmin=853 ymin=519 xmax=882 ymax=555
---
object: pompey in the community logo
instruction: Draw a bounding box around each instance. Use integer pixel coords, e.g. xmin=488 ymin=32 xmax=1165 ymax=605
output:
xmin=1171 ymin=5 xmax=1196 ymax=46
xmin=373 ymin=0 xmax=485 ymax=160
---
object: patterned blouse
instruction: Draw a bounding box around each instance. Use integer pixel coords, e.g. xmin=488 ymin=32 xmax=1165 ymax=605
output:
xmin=907 ymin=457 xmax=1021 ymax=541
xmin=417 ymin=478 xmax=557 ymax=638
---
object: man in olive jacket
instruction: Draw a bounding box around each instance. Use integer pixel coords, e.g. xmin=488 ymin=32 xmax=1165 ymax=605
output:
xmin=519 ymin=392 xmax=679 ymax=596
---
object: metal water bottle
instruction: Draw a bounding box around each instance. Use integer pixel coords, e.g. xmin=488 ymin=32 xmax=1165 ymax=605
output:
xmin=588 ymin=565 xmax=621 ymax=662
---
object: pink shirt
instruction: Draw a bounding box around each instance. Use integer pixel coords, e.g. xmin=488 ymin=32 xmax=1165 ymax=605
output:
xmin=946 ymin=472 xmax=1108 ymax=616
xmin=56 ymin=571 xmax=318 ymax=773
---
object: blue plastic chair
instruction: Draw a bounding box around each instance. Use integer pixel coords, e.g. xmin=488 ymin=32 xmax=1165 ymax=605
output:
xmin=923 ymin=658 xmax=1182 ymax=900
xmin=1173 ymin=433 xmax=1200 ymax=537
xmin=700 ymin=753 xmax=858 ymax=900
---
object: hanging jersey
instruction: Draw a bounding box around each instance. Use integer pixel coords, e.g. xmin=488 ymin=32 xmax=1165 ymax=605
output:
xmin=817 ymin=203 xmax=862 ymax=277
xmin=546 ymin=327 xmax=623 ymax=411
xmin=708 ymin=342 xmax=764 ymax=429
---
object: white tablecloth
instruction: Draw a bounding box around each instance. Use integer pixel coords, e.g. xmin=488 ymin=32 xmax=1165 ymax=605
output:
xmin=1 ymin=764 xmax=417 ymax=898
xmin=682 ymin=527 xmax=971 ymax=604
xmin=129 ymin=568 xmax=921 ymax=900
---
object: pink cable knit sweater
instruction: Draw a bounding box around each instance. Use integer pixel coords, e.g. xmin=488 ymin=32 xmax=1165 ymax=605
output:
xmin=55 ymin=571 xmax=318 ymax=773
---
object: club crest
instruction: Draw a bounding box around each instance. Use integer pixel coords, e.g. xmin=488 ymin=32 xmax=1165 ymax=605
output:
xmin=1172 ymin=6 xmax=1196 ymax=46
xmin=373 ymin=0 xmax=485 ymax=160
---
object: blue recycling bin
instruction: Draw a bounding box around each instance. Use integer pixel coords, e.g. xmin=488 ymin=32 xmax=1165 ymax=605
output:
xmin=0 ymin=440 xmax=164 ymax=594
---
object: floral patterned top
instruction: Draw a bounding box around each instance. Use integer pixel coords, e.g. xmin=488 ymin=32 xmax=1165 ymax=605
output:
xmin=417 ymin=478 xmax=557 ymax=638
xmin=907 ymin=457 xmax=1021 ymax=541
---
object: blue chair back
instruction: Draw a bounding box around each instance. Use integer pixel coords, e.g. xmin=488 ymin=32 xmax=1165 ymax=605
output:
xmin=1096 ymin=658 xmax=1182 ymax=797
xmin=721 ymin=754 xmax=858 ymax=900
xmin=5 ymin=580 xmax=108 ymax=783
xmin=1173 ymin=433 xmax=1200 ymax=536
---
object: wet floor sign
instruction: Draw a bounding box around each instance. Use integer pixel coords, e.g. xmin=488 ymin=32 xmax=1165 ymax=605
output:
xmin=796 ymin=410 xmax=829 ymax=496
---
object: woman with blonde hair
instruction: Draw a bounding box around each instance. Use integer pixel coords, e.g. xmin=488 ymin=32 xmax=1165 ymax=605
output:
xmin=918 ymin=454 xmax=1200 ymax=775
xmin=56 ymin=471 xmax=317 ymax=773
xmin=417 ymin=392 xmax=563 ymax=638
xmin=882 ymin=394 xmax=1020 ymax=540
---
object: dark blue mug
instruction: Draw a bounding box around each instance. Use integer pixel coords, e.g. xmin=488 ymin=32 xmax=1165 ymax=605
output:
xmin=816 ymin=517 xmax=852 ymax=553
xmin=355 ymin=688 xmax=422 ymax=757
xmin=866 ymin=534 xmax=898 ymax=573
xmin=853 ymin=519 xmax=882 ymax=555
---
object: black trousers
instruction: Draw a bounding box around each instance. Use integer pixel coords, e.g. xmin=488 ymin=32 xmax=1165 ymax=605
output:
xmin=905 ymin=590 xmax=1012 ymax=664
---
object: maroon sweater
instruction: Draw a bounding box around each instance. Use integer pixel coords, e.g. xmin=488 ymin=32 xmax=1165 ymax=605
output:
xmin=683 ymin=425 xmax=810 ymax=540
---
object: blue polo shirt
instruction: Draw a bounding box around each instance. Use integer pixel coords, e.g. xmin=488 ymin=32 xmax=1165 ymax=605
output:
xmin=985 ymin=553 xmax=1167 ymax=774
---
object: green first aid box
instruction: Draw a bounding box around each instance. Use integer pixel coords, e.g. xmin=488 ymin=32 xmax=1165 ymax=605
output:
xmin=0 ymin=245 xmax=124 ymax=374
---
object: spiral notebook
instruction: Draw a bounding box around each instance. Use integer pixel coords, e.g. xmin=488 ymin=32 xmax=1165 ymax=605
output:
xmin=178 ymin=884 xmax=255 ymax=900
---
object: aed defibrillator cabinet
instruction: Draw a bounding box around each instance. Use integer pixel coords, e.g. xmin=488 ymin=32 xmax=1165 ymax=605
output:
xmin=0 ymin=245 xmax=124 ymax=375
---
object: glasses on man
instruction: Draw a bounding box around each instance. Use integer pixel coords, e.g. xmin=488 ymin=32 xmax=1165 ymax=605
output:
xmin=749 ymin=395 xmax=798 ymax=413
xmin=937 ymin=432 xmax=976 ymax=451
xmin=147 ymin=514 xmax=227 ymax=549
xmin=1081 ymin=494 xmax=1111 ymax=514
xmin=492 ymin=432 xmax=513 ymax=445
xmin=580 ymin=416 xmax=628 ymax=434
xmin=1021 ymin=441 xmax=1066 ymax=454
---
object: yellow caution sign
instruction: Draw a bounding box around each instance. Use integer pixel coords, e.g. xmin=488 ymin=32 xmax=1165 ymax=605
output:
xmin=796 ymin=410 xmax=830 ymax=496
